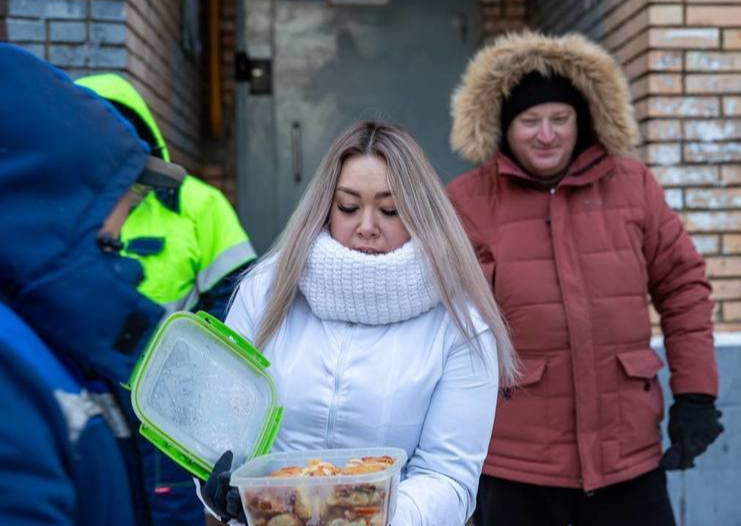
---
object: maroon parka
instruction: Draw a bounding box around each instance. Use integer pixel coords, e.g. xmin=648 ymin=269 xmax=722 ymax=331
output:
xmin=447 ymin=32 xmax=719 ymax=491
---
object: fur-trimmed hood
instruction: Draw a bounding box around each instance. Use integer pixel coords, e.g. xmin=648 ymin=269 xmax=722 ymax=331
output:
xmin=450 ymin=32 xmax=640 ymax=164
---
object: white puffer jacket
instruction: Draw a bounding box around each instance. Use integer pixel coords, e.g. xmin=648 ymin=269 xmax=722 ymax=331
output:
xmin=225 ymin=259 xmax=499 ymax=526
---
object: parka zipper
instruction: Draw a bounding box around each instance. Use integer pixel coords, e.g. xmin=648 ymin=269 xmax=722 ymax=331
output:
xmin=548 ymin=183 xmax=593 ymax=489
xmin=326 ymin=322 xmax=353 ymax=447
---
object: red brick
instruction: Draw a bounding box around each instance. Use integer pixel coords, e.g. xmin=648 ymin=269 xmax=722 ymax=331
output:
xmin=684 ymin=119 xmax=741 ymax=141
xmin=725 ymin=30 xmax=741 ymax=50
xmin=721 ymin=165 xmax=741 ymax=184
xmin=640 ymin=96 xmax=720 ymax=118
xmin=605 ymin=8 xmax=649 ymax=52
xmin=222 ymin=0 xmax=237 ymax=18
xmin=665 ymin=188 xmax=684 ymax=209
xmin=686 ymin=212 xmax=741 ymax=232
xmin=686 ymin=74 xmax=741 ymax=94
xmin=648 ymin=27 xmax=719 ymax=48
xmin=633 ymin=73 xmax=683 ymax=98
xmin=642 ymin=119 xmax=682 ymax=141
xmin=722 ymin=234 xmax=741 ymax=253
xmin=685 ymin=142 xmax=741 ymax=163
xmin=625 ymin=50 xmax=683 ymax=79
xmin=687 ymin=6 xmax=741 ymax=27
xmin=221 ymin=32 xmax=235 ymax=48
xmin=705 ymin=256 xmax=741 ymax=276
xmin=711 ymin=322 xmax=741 ymax=331
xmin=642 ymin=143 xmax=681 ymax=165
xmin=722 ymin=301 xmax=741 ymax=321
xmin=651 ymin=73 xmax=683 ymax=93
xmin=692 ymin=234 xmax=720 ymax=254
xmin=650 ymin=50 xmax=683 ymax=71
xmin=614 ymin=31 xmax=650 ymax=64
xmin=710 ymin=279 xmax=741 ymax=299
xmin=649 ymin=4 xmax=683 ymax=25
xmin=653 ymin=165 xmax=719 ymax=186
xmin=686 ymin=51 xmax=741 ymax=71
xmin=504 ymin=4 xmax=527 ymax=17
xmin=724 ymin=96 xmax=741 ymax=116
xmin=686 ymin=188 xmax=741 ymax=209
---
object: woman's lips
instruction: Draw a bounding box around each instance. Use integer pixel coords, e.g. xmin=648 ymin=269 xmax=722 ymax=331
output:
xmin=355 ymin=247 xmax=383 ymax=254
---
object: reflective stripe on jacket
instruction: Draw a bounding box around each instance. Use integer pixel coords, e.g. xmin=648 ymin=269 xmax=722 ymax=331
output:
xmin=121 ymin=174 xmax=256 ymax=314
xmin=75 ymin=73 xmax=257 ymax=315
xmin=0 ymin=302 xmax=145 ymax=526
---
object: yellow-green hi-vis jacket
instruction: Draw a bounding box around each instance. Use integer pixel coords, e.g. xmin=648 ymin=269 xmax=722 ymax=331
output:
xmin=76 ymin=74 xmax=257 ymax=317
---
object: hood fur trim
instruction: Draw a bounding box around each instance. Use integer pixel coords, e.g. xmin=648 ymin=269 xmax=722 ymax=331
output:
xmin=450 ymin=32 xmax=640 ymax=164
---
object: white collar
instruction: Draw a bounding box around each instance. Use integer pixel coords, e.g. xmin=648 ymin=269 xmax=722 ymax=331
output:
xmin=298 ymin=230 xmax=440 ymax=325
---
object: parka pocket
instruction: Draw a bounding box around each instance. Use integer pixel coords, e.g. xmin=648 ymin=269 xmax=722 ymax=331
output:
xmin=617 ymin=349 xmax=662 ymax=379
xmin=616 ymin=349 xmax=664 ymax=458
xmin=501 ymin=358 xmax=547 ymax=395
xmin=494 ymin=358 xmax=551 ymax=461
xmin=513 ymin=358 xmax=547 ymax=387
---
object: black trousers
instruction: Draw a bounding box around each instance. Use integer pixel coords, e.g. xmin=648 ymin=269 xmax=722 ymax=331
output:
xmin=473 ymin=468 xmax=676 ymax=526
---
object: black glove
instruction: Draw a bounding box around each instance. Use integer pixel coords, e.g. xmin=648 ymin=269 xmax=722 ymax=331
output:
xmin=201 ymin=450 xmax=247 ymax=524
xmin=660 ymin=394 xmax=724 ymax=470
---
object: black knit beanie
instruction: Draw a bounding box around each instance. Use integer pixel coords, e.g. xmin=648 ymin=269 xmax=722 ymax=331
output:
xmin=500 ymin=71 xmax=595 ymax=157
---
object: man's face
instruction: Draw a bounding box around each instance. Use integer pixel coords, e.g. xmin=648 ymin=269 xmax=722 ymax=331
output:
xmin=505 ymin=102 xmax=578 ymax=178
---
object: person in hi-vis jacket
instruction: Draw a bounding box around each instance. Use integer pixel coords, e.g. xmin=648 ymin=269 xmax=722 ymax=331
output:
xmin=75 ymin=74 xmax=258 ymax=526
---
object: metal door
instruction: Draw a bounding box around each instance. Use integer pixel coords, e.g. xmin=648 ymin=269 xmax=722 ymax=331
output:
xmin=237 ymin=0 xmax=480 ymax=253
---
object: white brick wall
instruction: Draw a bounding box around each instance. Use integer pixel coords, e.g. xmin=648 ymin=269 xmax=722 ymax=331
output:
xmin=4 ymin=0 xmax=127 ymax=70
xmin=526 ymin=0 xmax=741 ymax=331
xmin=2 ymin=0 xmax=204 ymax=176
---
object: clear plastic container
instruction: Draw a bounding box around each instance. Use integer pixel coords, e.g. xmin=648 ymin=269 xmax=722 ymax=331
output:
xmin=128 ymin=311 xmax=282 ymax=480
xmin=231 ymin=447 xmax=407 ymax=526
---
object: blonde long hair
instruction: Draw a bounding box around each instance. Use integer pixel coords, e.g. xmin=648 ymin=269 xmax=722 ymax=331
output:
xmin=247 ymin=120 xmax=517 ymax=384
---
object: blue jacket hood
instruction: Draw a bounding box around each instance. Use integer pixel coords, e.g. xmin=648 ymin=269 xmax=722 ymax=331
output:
xmin=0 ymin=44 xmax=163 ymax=383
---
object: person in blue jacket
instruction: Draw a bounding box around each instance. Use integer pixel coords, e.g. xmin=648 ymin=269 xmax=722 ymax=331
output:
xmin=0 ymin=44 xmax=184 ymax=526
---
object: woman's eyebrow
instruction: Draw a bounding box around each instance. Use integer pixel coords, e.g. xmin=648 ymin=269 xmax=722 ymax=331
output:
xmin=337 ymin=186 xmax=361 ymax=197
xmin=336 ymin=187 xmax=392 ymax=199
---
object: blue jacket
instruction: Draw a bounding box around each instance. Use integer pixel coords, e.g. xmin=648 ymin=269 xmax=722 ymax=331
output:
xmin=0 ymin=44 xmax=164 ymax=526
xmin=0 ymin=304 xmax=149 ymax=526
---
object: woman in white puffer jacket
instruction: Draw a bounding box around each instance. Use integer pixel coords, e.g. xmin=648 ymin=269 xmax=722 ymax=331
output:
xmin=202 ymin=120 xmax=518 ymax=526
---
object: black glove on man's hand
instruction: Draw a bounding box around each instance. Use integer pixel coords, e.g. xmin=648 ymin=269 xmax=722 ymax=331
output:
xmin=660 ymin=394 xmax=724 ymax=471
xmin=201 ymin=450 xmax=247 ymax=524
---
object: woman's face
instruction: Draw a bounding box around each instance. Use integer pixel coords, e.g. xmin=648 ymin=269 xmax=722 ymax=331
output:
xmin=329 ymin=154 xmax=411 ymax=254
xmin=506 ymin=102 xmax=578 ymax=178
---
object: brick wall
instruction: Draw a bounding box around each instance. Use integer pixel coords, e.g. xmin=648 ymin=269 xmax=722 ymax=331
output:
xmin=490 ymin=0 xmax=741 ymax=331
xmin=486 ymin=5 xmax=739 ymax=523
xmin=125 ymin=0 xmax=203 ymax=172
xmin=199 ymin=0 xmax=239 ymax=203
xmin=1 ymin=1 xmax=8 ymax=40
xmin=2 ymin=0 xmax=205 ymax=175
xmin=481 ymin=0 xmax=529 ymax=41
xmin=3 ymin=1 xmax=127 ymax=71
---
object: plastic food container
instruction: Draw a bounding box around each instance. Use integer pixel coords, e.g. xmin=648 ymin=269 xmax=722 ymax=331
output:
xmin=231 ymin=447 xmax=407 ymax=526
xmin=127 ymin=311 xmax=283 ymax=480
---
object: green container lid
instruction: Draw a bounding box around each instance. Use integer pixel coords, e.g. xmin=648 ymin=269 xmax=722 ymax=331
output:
xmin=127 ymin=311 xmax=283 ymax=480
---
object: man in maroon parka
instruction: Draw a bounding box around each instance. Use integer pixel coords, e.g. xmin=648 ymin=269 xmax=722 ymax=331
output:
xmin=447 ymin=32 xmax=724 ymax=526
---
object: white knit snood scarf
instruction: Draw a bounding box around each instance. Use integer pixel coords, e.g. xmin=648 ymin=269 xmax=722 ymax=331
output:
xmin=298 ymin=230 xmax=440 ymax=325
